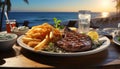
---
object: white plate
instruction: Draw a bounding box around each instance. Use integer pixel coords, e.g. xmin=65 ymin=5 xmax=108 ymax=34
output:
xmin=17 ymin=35 xmax=110 ymax=56
xmin=97 ymin=28 xmax=116 ymax=36
xmin=113 ymin=36 xmax=120 ymax=45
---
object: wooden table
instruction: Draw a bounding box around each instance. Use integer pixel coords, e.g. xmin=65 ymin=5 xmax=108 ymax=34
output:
xmin=0 ymin=37 xmax=120 ymax=68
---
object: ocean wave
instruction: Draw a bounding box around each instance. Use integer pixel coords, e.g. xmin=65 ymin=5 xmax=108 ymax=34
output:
xmin=33 ymin=18 xmax=53 ymax=22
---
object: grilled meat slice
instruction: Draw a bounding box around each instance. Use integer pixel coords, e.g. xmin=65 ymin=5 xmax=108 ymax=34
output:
xmin=56 ymin=27 xmax=92 ymax=52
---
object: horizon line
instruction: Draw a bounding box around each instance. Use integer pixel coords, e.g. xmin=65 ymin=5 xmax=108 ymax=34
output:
xmin=0 ymin=11 xmax=116 ymax=13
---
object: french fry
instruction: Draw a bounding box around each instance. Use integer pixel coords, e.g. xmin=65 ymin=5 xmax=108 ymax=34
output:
xmin=27 ymin=41 xmax=40 ymax=47
xmin=22 ymin=23 xmax=61 ymax=51
xmin=34 ymin=35 xmax=49 ymax=51
xmin=49 ymin=31 xmax=54 ymax=40
xmin=22 ymin=36 xmax=41 ymax=43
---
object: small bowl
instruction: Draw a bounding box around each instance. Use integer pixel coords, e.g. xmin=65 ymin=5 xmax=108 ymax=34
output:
xmin=112 ymin=30 xmax=120 ymax=38
xmin=0 ymin=33 xmax=17 ymax=50
xmin=11 ymin=30 xmax=28 ymax=36
xmin=11 ymin=26 xmax=29 ymax=36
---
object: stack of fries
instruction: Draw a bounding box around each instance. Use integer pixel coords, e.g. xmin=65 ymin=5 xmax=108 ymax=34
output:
xmin=22 ymin=23 xmax=61 ymax=51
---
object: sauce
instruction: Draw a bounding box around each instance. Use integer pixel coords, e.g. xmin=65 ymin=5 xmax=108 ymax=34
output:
xmin=0 ymin=34 xmax=13 ymax=40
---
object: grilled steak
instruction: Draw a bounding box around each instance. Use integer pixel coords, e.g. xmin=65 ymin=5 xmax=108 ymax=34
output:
xmin=56 ymin=27 xmax=92 ymax=52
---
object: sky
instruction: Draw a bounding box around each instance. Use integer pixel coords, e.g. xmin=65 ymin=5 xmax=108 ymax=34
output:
xmin=11 ymin=0 xmax=116 ymax=12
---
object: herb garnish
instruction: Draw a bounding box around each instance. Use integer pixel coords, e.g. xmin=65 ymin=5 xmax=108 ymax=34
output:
xmin=53 ymin=17 xmax=64 ymax=29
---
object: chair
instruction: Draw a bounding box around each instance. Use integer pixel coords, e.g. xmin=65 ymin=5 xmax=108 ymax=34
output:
xmin=90 ymin=19 xmax=99 ymax=29
xmin=23 ymin=20 xmax=29 ymax=27
xmin=67 ymin=20 xmax=77 ymax=27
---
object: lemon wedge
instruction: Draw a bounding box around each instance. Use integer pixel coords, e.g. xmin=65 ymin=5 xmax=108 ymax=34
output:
xmin=69 ymin=27 xmax=77 ymax=32
xmin=87 ymin=31 xmax=99 ymax=41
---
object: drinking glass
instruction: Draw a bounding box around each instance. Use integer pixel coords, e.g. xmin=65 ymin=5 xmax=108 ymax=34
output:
xmin=78 ymin=10 xmax=91 ymax=34
xmin=6 ymin=19 xmax=16 ymax=33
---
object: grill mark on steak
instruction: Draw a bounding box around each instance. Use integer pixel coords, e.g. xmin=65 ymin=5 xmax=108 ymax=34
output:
xmin=56 ymin=27 xmax=92 ymax=52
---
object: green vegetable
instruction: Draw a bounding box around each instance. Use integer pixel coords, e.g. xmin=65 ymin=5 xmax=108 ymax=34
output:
xmin=92 ymin=40 xmax=105 ymax=49
xmin=118 ymin=37 xmax=120 ymax=41
xmin=44 ymin=42 xmax=54 ymax=52
xmin=53 ymin=17 xmax=64 ymax=29
xmin=44 ymin=42 xmax=66 ymax=53
xmin=49 ymin=42 xmax=54 ymax=48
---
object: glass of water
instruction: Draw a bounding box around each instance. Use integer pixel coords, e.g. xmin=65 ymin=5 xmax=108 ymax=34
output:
xmin=78 ymin=10 xmax=91 ymax=34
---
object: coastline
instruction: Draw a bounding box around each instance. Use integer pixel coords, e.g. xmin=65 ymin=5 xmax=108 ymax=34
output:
xmin=90 ymin=15 xmax=120 ymax=29
xmin=1 ymin=12 xmax=119 ymax=31
xmin=67 ymin=15 xmax=120 ymax=29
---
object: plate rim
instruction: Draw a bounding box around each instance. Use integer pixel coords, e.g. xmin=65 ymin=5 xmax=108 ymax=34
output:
xmin=17 ymin=35 xmax=110 ymax=56
xmin=97 ymin=28 xmax=116 ymax=36
xmin=113 ymin=36 xmax=120 ymax=45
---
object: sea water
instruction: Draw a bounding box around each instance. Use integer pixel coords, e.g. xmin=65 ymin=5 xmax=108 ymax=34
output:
xmin=0 ymin=12 xmax=102 ymax=30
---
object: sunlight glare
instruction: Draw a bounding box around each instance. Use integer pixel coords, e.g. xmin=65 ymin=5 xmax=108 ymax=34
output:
xmin=101 ymin=12 xmax=109 ymax=18
xmin=101 ymin=0 xmax=111 ymax=7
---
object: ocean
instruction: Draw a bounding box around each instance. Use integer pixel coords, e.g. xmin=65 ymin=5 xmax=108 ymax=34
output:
xmin=0 ymin=12 xmax=105 ymax=29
